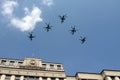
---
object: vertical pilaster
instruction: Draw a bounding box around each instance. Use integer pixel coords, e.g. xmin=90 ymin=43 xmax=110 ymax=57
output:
xmin=46 ymin=64 xmax=50 ymax=70
xmin=0 ymin=60 xmax=1 ymax=64
xmin=55 ymin=78 xmax=59 ymax=80
xmin=47 ymin=78 xmax=51 ymax=80
xmin=20 ymin=76 xmax=24 ymax=80
xmin=1 ymin=75 xmax=6 ymax=80
xmin=39 ymin=77 xmax=42 ymax=80
xmin=54 ymin=65 xmax=57 ymax=70
xmin=115 ymin=77 xmax=120 ymax=80
xmin=106 ymin=77 xmax=112 ymax=80
xmin=10 ymin=75 xmax=15 ymax=80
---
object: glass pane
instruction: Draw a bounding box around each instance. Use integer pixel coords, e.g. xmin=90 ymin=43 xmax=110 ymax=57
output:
xmin=42 ymin=64 xmax=46 ymax=69
xmin=5 ymin=75 xmax=11 ymax=80
xmin=51 ymin=78 xmax=55 ymax=80
xmin=9 ymin=61 xmax=14 ymax=66
xmin=24 ymin=76 xmax=28 ymax=80
xmin=1 ymin=60 xmax=6 ymax=65
xmin=29 ymin=76 xmax=34 ymax=80
xmin=59 ymin=78 xmax=64 ymax=80
xmin=18 ymin=62 xmax=23 ymax=66
xmin=50 ymin=64 xmax=54 ymax=70
xmin=15 ymin=75 xmax=20 ymax=80
xmin=35 ymin=77 xmax=39 ymax=80
xmin=42 ymin=77 xmax=47 ymax=80
xmin=57 ymin=65 xmax=61 ymax=70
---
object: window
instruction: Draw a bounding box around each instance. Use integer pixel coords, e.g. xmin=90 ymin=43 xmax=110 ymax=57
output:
xmin=5 ymin=75 xmax=11 ymax=80
xmin=35 ymin=77 xmax=39 ymax=80
xmin=59 ymin=78 xmax=64 ymax=80
xmin=81 ymin=79 xmax=87 ymax=80
xmin=18 ymin=62 xmax=23 ymax=66
xmin=9 ymin=61 xmax=14 ymax=66
xmin=15 ymin=75 xmax=20 ymax=80
xmin=29 ymin=76 xmax=34 ymax=80
xmin=51 ymin=78 xmax=55 ymax=80
xmin=0 ymin=74 xmax=2 ymax=78
xmin=50 ymin=64 xmax=54 ymax=70
xmin=57 ymin=65 xmax=62 ymax=70
xmin=24 ymin=76 xmax=28 ymax=80
xmin=1 ymin=60 xmax=6 ymax=65
xmin=111 ymin=76 xmax=115 ymax=80
xmin=81 ymin=79 xmax=97 ymax=80
xmin=24 ymin=76 xmax=39 ymax=80
xmin=42 ymin=77 xmax=47 ymax=80
xmin=42 ymin=64 xmax=46 ymax=69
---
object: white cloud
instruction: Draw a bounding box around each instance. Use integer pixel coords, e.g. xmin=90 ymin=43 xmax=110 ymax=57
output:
xmin=1 ymin=0 xmax=43 ymax=32
xmin=1 ymin=0 xmax=18 ymax=18
xmin=42 ymin=0 xmax=53 ymax=7
xmin=24 ymin=7 xmax=29 ymax=15
xmin=11 ymin=6 xmax=43 ymax=32
xmin=1 ymin=0 xmax=54 ymax=32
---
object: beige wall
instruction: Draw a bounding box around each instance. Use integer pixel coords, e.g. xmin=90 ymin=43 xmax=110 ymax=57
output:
xmin=0 ymin=58 xmax=64 ymax=72
xmin=1 ymin=58 xmax=120 ymax=80
xmin=67 ymin=76 xmax=76 ymax=80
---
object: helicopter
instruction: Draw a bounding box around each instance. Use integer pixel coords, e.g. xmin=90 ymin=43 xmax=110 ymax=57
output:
xmin=70 ymin=26 xmax=77 ymax=35
xmin=58 ymin=14 xmax=67 ymax=23
xmin=79 ymin=36 xmax=86 ymax=44
xmin=44 ymin=23 xmax=52 ymax=32
xmin=28 ymin=32 xmax=35 ymax=41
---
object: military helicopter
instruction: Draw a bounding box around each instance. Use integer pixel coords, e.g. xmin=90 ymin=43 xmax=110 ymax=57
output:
xmin=28 ymin=32 xmax=35 ymax=41
xmin=44 ymin=23 xmax=52 ymax=32
xmin=79 ymin=36 xmax=86 ymax=44
xmin=58 ymin=14 xmax=67 ymax=23
xmin=70 ymin=26 xmax=77 ymax=35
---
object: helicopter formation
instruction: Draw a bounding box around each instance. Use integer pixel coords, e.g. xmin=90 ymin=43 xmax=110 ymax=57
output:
xmin=28 ymin=14 xmax=86 ymax=44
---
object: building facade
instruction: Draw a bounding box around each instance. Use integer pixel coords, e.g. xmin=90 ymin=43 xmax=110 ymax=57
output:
xmin=0 ymin=58 xmax=119 ymax=80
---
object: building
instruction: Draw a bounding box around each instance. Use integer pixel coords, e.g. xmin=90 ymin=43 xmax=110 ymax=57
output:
xmin=0 ymin=58 xmax=120 ymax=80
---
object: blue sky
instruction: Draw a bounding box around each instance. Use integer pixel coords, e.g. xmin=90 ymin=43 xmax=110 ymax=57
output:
xmin=0 ymin=0 xmax=120 ymax=76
